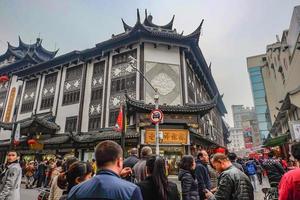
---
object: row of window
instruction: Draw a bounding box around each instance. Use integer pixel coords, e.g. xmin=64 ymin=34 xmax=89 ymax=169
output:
xmin=111 ymin=75 xmax=136 ymax=94
xmin=40 ymin=96 xmax=54 ymax=110
xmin=65 ymin=115 xmax=102 ymax=132
xmin=90 ymin=88 xmax=103 ymax=103
xmin=20 ymin=101 xmax=34 ymax=113
xmin=93 ymin=61 xmax=105 ymax=77
xmin=44 ymin=72 xmax=58 ymax=86
xmin=112 ymin=50 xmax=137 ymax=66
xmin=65 ymin=65 xmax=83 ymax=81
xmin=62 ymin=90 xmax=80 ymax=105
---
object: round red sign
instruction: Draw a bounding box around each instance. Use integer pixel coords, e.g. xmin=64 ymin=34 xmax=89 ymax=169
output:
xmin=150 ymin=109 xmax=163 ymax=124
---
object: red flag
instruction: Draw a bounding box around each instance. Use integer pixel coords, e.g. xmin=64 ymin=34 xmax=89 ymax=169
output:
xmin=114 ymin=105 xmax=123 ymax=132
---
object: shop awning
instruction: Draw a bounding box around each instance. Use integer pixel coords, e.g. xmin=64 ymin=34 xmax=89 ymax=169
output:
xmin=263 ymin=134 xmax=290 ymax=147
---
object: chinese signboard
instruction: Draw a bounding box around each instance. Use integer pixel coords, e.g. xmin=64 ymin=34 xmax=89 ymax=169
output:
xmin=144 ymin=129 xmax=188 ymax=145
xmin=4 ymin=87 xmax=16 ymax=122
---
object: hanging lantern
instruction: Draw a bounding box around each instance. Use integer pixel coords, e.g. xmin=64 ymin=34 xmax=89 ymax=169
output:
xmin=0 ymin=75 xmax=9 ymax=83
xmin=27 ymin=139 xmax=37 ymax=145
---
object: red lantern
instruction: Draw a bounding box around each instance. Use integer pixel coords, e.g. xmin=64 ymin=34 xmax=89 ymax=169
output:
xmin=27 ymin=139 xmax=36 ymax=145
xmin=0 ymin=75 xmax=9 ymax=83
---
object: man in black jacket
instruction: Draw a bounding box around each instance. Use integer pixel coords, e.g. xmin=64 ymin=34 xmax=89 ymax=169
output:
xmin=195 ymin=150 xmax=212 ymax=200
xmin=262 ymin=151 xmax=285 ymax=185
xmin=205 ymin=153 xmax=254 ymax=200
xmin=123 ymin=148 xmax=139 ymax=168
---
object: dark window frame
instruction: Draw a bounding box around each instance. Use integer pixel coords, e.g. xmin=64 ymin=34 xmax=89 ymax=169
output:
xmin=62 ymin=90 xmax=80 ymax=105
xmin=109 ymin=109 xmax=119 ymax=127
xmin=88 ymin=114 xmax=101 ymax=131
xmin=40 ymin=96 xmax=54 ymax=110
xmin=65 ymin=116 xmax=78 ymax=133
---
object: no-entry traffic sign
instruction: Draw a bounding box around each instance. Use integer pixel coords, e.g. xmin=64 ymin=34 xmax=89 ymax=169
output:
xmin=150 ymin=109 xmax=163 ymax=124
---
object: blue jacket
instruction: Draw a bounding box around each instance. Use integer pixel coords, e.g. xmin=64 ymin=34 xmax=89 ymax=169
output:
xmin=67 ymin=169 xmax=143 ymax=200
xmin=195 ymin=160 xmax=211 ymax=200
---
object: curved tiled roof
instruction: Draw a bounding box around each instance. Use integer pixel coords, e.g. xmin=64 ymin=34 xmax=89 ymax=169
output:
xmin=126 ymin=93 xmax=217 ymax=115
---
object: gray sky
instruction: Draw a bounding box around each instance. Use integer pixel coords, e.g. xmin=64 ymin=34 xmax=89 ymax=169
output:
xmin=1 ymin=0 xmax=300 ymax=126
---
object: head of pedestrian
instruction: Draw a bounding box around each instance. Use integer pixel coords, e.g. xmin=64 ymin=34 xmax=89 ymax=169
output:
xmin=291 ymin=142 xmax=300 ymax=161
xmin=6 ymin=150 xmax=19 ymax=164
xmin=211 ymin=153 xmax=232 ymax=173
xmin=268 ymin=151 xmax=275 ymax=158
xmin=130 ymin=148 xmax=138 ymax=156
xmin=57 ymin=161 xmax=93 ymax=192
xmin=227 ymin=152 xmax=237 ymax=162
xmin=179 ymin=155 xmax=196 ymax=171
xmin=141 ymin=146 xmax=152 ymax=159
xmin=146 ymin=156 xmax=169 ymax=200
xmin=95 ymin=140 xmax=124 ymax=174
xmin=197 ymin=149 xmax=209 ymax=164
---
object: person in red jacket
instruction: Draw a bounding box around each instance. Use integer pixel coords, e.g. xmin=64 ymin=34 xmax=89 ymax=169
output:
xmin=278 ymin=142 xmax=300 ymax=200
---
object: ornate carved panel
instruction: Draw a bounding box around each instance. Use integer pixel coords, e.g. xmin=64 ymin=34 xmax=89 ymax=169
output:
xmin=145 ymin=62 xmax=182 ymax=105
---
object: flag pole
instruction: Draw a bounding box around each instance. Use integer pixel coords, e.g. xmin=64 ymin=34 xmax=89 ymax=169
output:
xmin=121 ymin=103 xmax=126 ymax=157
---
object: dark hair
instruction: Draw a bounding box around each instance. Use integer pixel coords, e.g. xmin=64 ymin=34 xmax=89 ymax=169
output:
xmin=56 ymin=160 xmax=63 ymax=168
xmin=62 ymin=157 xmax=78 ymax=172
xmin=141 ymin=146 xmax=152 ymax=158
xmin=7 ymin=150 xmax=19 ymax=157
xmin=292 ymin=142 xmax=300 ymax=160
xmin=268 ymin=151 xmax=274 ymax=158
xmin=95 ymin=140 xmax=123 ymax=168
xmin=227 ymin=152 xmax=237 ymax=161
xmin=57 ymin=161 xmax=92 ymax=192
xmin=212 ymin=153 xmax=228 ymax=162
xmin=197 ymin=152 xmax=203 ymax=159
xmin=146 ymin=156 xmax=168 ymax=200
xmin=179 ymin=155 xmax=194 ymax=171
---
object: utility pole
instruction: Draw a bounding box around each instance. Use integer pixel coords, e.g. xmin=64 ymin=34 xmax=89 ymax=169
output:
xmin=128 ymin=56 xmax=160 ymax=156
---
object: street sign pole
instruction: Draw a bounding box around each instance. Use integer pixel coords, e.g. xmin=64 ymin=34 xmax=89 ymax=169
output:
xmin=154 ymin=89 xmax=159 ymax=157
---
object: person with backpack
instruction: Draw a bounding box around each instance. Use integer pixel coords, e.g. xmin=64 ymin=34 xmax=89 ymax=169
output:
xmin=245 ymin=158 xmax=258 ymax=192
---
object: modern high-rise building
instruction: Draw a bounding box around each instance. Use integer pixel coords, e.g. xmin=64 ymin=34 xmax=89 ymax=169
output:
xmin=231 ymin=105 xmax=261 ymax=148
xmin=247 ymin=6 xmax=300 ymax=152
xmin=247 ymin=55 xmax=272 ymax=143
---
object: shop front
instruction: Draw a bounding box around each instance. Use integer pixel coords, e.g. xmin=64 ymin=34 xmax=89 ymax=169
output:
xmin=141 ymin=129 xmax=189 ymax=175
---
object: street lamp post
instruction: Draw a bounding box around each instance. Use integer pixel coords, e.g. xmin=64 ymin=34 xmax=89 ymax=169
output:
xmin=128 ymin=56 xmax=160 ymax=156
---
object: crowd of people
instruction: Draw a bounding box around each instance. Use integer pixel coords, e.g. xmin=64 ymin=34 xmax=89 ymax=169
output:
xmin=0 ymin=140 xmax=299 ymax=200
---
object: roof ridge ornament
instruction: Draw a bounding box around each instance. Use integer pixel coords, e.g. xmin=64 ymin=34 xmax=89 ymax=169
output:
xmin=185 ymin=19 xmax=204 ymax=42
xmin=121 ymin=18 xmax=132 ymax=31
xmin=136 ymin=8 xmax=141 ymax=24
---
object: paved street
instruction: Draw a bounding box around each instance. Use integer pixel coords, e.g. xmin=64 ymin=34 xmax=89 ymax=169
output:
xmin=21 ymin=187 xmax=40 ymax=200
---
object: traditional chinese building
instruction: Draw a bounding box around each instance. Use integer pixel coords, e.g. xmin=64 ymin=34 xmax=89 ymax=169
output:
xmin=0 ymin=10 xmax=228 ymax=168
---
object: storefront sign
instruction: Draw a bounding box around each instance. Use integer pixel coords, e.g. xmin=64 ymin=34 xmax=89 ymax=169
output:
xmin=145 ymin=129 xmax=188 ymax=144
xmin=4 ymin=87 xmax=16 ymax=122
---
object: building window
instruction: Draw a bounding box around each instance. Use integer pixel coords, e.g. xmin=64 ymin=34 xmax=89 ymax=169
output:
xmin=65 ymin=116 xmax=77 ymax=132
xmin=111 ymin=75 xmax=135 ymax=94
xmin=40 ymin=96 xmax=54 ymax=110
xmin=109 ymin=109 xmax=119 ymax=127
xmin=44 ymin=72 xmax=58 ymax=85
xmin=91 ymin=88 xmax=103 ymax=103
xmin=21 ymin=101 xmax=34 ymax=113
xmin=65 ymin=65 xmax=83 ymax=81
xmin=62 ymin=90 xmax=80 ymax=105
xmin=112 ymin=50 xmax=137 ymax=65
xmin=93 ymin=61 xmax=105 ymax=77
xmin=21 ymin=79 xmax=38 ymax=113
xmin=26 ymin=79 xmax=38 ymax=89
xmin=88 ymin=114 xmax=101 ymax=131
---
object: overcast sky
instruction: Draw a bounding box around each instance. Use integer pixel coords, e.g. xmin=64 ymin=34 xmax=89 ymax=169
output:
xmin=1 ymin=0 xmax=300 ymax=126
